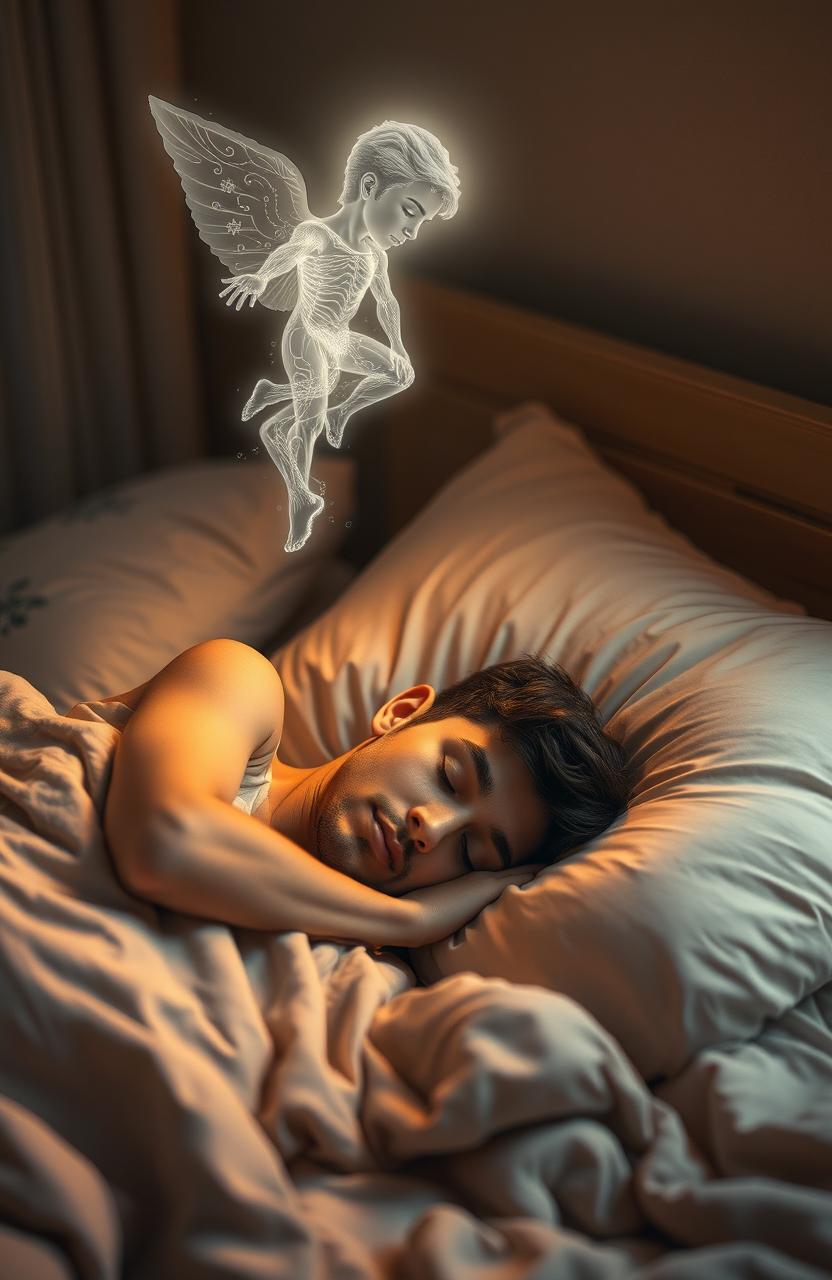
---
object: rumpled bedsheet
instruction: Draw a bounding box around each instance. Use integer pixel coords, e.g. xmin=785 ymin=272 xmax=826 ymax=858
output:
xmin=0 ymin=669 xmax=830 ymax=1279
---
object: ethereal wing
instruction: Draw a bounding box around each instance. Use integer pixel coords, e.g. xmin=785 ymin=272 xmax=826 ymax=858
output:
xmin=148 ymin=95 xmax=312 ymax=311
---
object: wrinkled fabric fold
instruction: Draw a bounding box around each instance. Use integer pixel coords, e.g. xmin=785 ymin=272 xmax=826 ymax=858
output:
xmin=1 ymin=669 xmax=831 ymax=1278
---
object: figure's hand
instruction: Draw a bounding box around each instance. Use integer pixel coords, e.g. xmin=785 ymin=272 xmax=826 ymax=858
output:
xmin=391 ymin=350 xmax=414 ymax=383
xmin=219 ymin=273 xmax=266 ymax=310
xmin=397 ymin=865 xmax=538 ymax=949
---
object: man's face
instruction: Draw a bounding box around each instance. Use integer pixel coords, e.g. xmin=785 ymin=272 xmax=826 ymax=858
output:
xmin=361 ymin=178 xmax=443 ymax=251
xmin=313 ymin=714 xmax=549 ymax=895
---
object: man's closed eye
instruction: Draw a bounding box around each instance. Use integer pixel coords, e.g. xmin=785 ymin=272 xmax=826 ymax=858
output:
xmin=438 ymin=756 xmax=474 ymax=871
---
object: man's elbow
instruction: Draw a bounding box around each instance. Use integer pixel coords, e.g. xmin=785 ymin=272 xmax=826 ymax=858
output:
xmin=104 ymin=806 xmax=190 ymax=900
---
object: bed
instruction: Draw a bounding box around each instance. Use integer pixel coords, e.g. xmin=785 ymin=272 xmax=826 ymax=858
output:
xmin=1 ymin=279 xmax=831 ymax=1278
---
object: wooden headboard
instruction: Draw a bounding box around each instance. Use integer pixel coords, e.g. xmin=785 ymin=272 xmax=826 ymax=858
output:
xmin=374 ymin=276 xmax=832 ymax=621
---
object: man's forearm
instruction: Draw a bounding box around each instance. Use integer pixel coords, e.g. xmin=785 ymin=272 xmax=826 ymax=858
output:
xmin=377 ymin=296 xmax=404 ymax=351
xmin=139 ymin=798 xmax=415 ymax=948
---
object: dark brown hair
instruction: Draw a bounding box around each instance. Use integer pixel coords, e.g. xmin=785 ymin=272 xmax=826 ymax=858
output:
xmin=398 ymin=653 xmax=632 ymax=863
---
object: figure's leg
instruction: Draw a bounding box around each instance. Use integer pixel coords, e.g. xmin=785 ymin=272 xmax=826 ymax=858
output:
xmin=242 ymin=307 xmax=307 ymax=422
xmin=280 ymin=324 xmax=340 ymax=490
xmin=292 ymin=348 xmax=340 ymax=483
xmin=259 ymin=321 xmax=332 ymax=552
xmin=326 ymin=334 xmax=413 ymax=448
xmin=241 ymin=378 xmax=292 ymax=422
xmin=258 ymin=405 xmax=324 ymax=554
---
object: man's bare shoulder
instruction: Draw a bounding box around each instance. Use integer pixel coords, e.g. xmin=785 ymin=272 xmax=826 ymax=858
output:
xmin=250 ymin=664 xmax=285 ymax=761
xmin=111 ymin=639 xmax=283 ymax=759
xmin=211 ymin=639 xmax=284 ymax=759
xmin=291 ymin=219 xmax=329 ymax=254
xmin=103 ymin=640 xmax=285 ymax=862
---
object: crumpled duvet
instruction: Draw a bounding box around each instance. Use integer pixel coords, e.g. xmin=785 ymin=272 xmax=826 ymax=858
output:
xmin=0 ymin=669 xmax=830 ymax=1279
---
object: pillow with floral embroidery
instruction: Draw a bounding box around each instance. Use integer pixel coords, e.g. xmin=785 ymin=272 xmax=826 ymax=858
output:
xmin=0 ymin=455 xmax=354 ymax=712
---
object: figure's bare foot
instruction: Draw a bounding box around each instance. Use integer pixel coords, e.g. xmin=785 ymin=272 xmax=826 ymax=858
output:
xmin=283 ymin=487 xmax=325 ymax=553
xmin=242 ymin=379 xmax=291 ymax=422
xmin=258 ymin=418 xmax=324 ymax=553
xmin=325 ymin=402 xmax=350 ymax=448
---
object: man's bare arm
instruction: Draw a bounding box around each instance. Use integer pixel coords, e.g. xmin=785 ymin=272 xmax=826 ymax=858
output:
xmin=220 ymin=222 xmax=328 ymax=307
xmin=135 ymin=798 xmax=534 ymax=949
xmin=369 ymin=251 xmax=406 ymax=354
xmin=137 ymin=797 xmax=416 ymax=947
xmin=257 ymin=220 xmax=326 ymax=283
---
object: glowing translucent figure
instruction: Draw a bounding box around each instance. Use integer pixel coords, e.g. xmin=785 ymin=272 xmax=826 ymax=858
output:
xmin=149 ymin=97 xmax=460 ymax=551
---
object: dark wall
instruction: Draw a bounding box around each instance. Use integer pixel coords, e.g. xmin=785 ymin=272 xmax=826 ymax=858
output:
xmin=178 ymin=0 xmax=831 ymax=472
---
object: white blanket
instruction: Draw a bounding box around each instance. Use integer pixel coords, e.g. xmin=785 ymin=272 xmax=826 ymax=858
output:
xmin=1 ymin=669 xmax=830 ymax=1278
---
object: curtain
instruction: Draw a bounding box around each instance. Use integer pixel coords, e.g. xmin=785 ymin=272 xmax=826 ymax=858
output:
xmin=0 ymin=0 xmax=205 ymax=535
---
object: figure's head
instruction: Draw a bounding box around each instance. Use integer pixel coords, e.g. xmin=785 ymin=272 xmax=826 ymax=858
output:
xmin=312 ymin=655 xmax=632 ymax=895
xmin=339 ymin=119 xmax=460 ymax=251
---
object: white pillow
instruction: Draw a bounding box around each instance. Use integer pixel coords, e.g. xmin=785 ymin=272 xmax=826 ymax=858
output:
xmin=0 ymin=456 xmax=354 ymax=713
xmin=271 ymin=402 xmax=832 ymax=1081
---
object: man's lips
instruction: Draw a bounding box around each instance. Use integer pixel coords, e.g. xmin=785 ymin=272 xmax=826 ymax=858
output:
xmin=368 ymin=807 xmax=391 ymax=870
xmin=370 ymin=806 xmax=403 ymax=873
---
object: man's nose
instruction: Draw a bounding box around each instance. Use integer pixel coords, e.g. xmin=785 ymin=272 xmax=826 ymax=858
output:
xmin=407 ymin=803 xmax=455 ymax=853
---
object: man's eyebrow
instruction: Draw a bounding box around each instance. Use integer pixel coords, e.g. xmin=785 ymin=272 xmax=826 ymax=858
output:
xmin=458 ymin=738 xmax=513 ymax=868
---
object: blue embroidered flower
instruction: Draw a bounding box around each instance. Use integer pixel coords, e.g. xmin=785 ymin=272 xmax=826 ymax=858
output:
xmin=0 ymin=577 xmax=47 ymax=636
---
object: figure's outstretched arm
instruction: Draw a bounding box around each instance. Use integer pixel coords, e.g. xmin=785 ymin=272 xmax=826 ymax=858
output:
xmin=220 ymin=220 xmax=327 ymax=309
xmin=369 ymin=251 xmax=407 ymax=355
xmin=258 ymin=220 xmax=326 ymax=282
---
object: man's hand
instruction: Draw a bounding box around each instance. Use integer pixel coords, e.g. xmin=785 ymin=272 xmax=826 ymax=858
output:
xmin=391 ymin=349 xmax=413 ymax=383
xmin=397 ymin=865 xmax=538 ymax=949
xmin=219 ymin=273 xmax=266 ymax=310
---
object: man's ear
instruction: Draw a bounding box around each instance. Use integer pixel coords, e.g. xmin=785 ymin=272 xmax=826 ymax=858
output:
xmin=370 ymin=684 xmax=435 ymax=736
xmin=360 ymin=170 xmax=378 ymax=199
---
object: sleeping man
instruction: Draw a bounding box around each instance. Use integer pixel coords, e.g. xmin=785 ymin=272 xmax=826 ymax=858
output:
xmin=102 ymin=639 xmax=630 ymax=950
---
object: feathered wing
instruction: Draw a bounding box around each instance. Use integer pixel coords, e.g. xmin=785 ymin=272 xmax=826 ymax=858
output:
xmin=148 ymin=95 xmax=312 ymax=312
